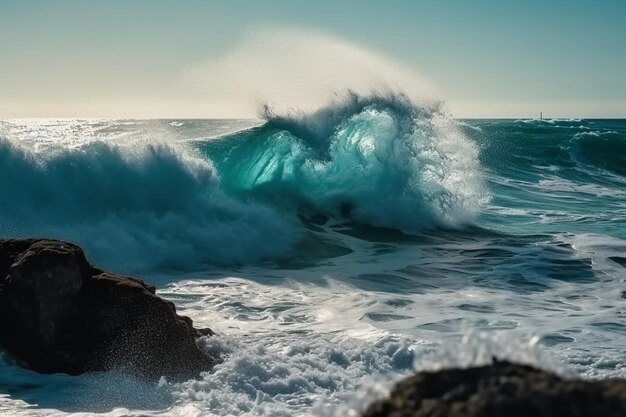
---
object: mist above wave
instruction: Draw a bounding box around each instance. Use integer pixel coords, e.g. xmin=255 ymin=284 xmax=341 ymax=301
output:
xmin=184 ymin=26 xmax=440 ymax=117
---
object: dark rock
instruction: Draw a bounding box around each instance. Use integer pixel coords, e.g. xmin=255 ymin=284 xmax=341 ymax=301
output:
xmin=0 ymin=238 xmax=218 ymax=380
xmin=361 ymin=359 xmax=626 ymax=417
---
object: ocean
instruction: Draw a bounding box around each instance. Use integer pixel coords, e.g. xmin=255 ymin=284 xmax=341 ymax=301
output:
xmin=0 ymin=95 xmax=625 ymax=416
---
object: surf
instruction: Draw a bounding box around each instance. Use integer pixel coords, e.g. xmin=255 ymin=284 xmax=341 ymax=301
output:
xmin=196 ymin=92 xmax=488 ymax=233
xmin=0 ymin=93 xmax=488 ymax=273
xmin=0 ymin=138 xmax=296 ymax=272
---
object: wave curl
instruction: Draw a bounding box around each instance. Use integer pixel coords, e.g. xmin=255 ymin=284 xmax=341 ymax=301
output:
xmin=198 ymin=93 xmax=488 ymax=232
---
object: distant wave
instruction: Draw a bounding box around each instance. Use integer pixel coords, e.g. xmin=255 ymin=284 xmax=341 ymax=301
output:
xmin=197 ymin=93 xmax=488 ymax=232
xmin=465 ymin=119 xmax=626 ymax=181
xmin=570 ymin=131 xmax=626 ymax=176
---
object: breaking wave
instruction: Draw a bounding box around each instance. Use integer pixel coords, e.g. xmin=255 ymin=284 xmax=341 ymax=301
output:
xmin=0 ymin=93 xmax=488 ymax=271
xmin=197 ymin=93 xmax=487 ymax=232
xmin=0 ymin=139 xmax=295 ymax=272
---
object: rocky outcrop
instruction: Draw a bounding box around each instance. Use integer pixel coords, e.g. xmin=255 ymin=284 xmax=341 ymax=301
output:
xmin=0 ymin=238 xmax=217 ymax=380
xmin=362 ymin=359 xmax=626 ymax=417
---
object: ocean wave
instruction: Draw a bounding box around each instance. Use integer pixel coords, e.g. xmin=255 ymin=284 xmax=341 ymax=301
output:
xmin=0 ymin=94 xmax=490 ymax=271
xmin=197 ymin=93 xmax=488 ymax=232
xmin=0 ymin=138 xmax=295 ymax=272
xmin=466 ymin=119 xmax=626 ymax=184
xmin=570 ymin=131 xmax=626 ymax=176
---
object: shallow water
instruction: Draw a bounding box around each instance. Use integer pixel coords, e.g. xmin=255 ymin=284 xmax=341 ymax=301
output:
xmin=0 ymin=108 xmax=625 ymax=416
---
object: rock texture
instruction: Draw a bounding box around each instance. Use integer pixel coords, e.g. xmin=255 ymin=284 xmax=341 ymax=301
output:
xmin=0 ymin=238 xmax=217 ymax=379
xmin=362 ymin=359 xmax=626 ymax=417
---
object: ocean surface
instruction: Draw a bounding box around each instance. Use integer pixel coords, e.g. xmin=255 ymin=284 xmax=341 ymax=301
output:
xmin=0 ymin=96 xmax=625 ymax=416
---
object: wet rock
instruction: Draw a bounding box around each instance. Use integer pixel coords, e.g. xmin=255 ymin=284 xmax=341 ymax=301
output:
xmin=362 ymin=359 xmax=626 ymax=417
xmin=0 ymin=239 xmax=217 ymax=379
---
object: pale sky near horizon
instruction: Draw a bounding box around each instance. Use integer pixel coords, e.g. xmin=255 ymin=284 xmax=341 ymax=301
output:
xmin=1 ymin=0 xmax=625 ymax=118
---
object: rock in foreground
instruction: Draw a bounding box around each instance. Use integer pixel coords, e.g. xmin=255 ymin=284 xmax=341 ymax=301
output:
xmin=362 ymin=360 xmax=626 ymax=417
xmin=0 ymin=238 xmax=217 ymax=379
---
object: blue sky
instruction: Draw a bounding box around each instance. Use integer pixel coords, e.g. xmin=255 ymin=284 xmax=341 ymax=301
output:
xmin=1 ymin=0 xmax=624 ymax=118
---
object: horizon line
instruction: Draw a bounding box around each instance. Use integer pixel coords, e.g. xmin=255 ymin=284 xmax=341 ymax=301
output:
xmin=2 ymin=116 xmax=626 ymax=121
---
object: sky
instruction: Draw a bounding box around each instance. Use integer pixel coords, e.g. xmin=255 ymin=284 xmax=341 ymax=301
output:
xmin=0 ymin=0 xmax=625 ymax=118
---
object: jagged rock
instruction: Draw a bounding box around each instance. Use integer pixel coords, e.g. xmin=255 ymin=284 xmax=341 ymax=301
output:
xmin=362 ymin=360 xmax=626 ymax=417
xmin=0 ymin=238 xmax=217 ymax=379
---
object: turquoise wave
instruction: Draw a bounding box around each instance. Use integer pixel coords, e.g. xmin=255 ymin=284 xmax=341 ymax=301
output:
xmin=0 ymin=139 xmax=295 ymax=271
xmin=1 ymin=100 xmax=625 ymax=272
xmin=195 ymin=94 xmax=487 ymax=232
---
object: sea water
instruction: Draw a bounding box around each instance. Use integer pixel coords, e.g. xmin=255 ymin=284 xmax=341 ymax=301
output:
xmin=0 ymin=95 xmax=624 ymax=416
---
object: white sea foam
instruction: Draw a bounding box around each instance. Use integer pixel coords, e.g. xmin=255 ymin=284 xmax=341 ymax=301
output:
xmin=1 ymin=268 xmax=624 ymax=417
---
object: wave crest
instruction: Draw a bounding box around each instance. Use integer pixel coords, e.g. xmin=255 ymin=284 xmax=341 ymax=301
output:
xmin=571 ymin=131 xmax=626 ymax=176
xmin=0 ymin=139 xmax=295 ymax=272
xmin=199 ymin=93 xmax=488 ymax=232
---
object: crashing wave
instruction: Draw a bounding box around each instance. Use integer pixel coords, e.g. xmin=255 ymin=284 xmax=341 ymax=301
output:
xmin=197 ymin=93 xmax=488 ymax=232
xmin=0 ymin=93 xmax=489 ymax=271
xmin=0 ymin=139 xmax=295 ymax=272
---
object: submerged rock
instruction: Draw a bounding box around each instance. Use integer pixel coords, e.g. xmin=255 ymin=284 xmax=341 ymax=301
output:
xmin=0 ymin=238 xmax=217 ymax=379
xmin=362 ymin=359 xmax=626 ymax=417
